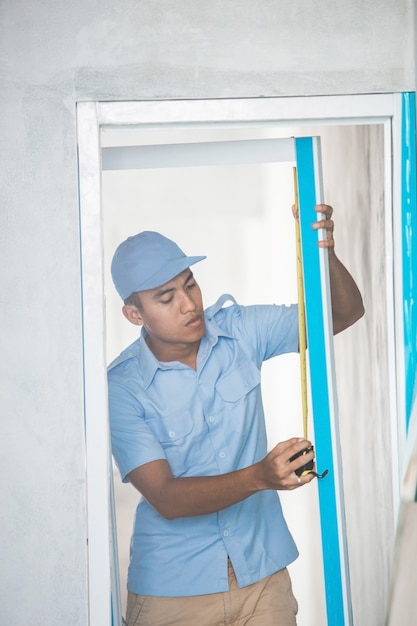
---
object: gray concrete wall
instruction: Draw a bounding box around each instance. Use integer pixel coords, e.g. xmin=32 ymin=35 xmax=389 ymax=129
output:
xmin=1 ymin=2 xmax=415 ymax=624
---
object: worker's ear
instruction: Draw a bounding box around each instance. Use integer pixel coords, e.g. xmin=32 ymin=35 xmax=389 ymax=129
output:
xmin=122 ymin=304 xmax=144 ymax=326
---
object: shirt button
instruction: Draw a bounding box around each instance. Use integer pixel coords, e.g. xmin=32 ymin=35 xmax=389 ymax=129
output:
xmin=223 ymin=530 xmax=229 ymax=537
xmin=208 ymin=416 xmax=215 ymax=423
xmin=169 ymin=431 xmax=176 ymax=438
xmin=219 ymin=451 xmax=226 ymax=459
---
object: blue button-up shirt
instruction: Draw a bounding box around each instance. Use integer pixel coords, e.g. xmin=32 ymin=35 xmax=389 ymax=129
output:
xmin=108 ymin=295 xmax=299 ymax=597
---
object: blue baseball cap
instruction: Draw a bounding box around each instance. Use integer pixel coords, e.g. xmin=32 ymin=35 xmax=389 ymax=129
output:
xmin=111 ymin=231 xmax=206 ymax=300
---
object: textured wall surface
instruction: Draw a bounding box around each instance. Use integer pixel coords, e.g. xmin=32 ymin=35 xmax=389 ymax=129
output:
xmin=0 ymin=1 xmax=415 ymax=624
xmin=320 ymin=124 xmax=392 ymax=625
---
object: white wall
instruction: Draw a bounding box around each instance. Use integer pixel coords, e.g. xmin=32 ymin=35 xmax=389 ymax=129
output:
xmin=1 ymin=2 xmax=415 ymax=625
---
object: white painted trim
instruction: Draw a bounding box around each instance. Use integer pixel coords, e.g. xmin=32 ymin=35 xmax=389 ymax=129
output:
xmin=97 ymin=94 xmax=395 ymax=127
xmin=102 ymin=138 xmax=296 ymax=170
xmin=387 ymin=99 xmax=404 ymax=520
xmin=392 ymin=95 xmax=408 ymax=483
xmin=77 ymin=102 xmax=118 ymax=626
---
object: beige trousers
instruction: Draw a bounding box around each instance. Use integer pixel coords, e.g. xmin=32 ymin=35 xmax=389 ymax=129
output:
xmin=126 ymin=560 xmax=298 ymax=626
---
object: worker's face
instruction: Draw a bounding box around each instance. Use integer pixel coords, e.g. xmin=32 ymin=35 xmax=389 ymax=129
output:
xmin=122 ymin=269 xmax=205 ymax=356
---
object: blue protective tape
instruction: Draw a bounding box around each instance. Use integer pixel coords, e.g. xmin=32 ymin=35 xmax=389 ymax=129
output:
xmin=402 ymin=92 xmax=417 ymax=430
xmin=295 ymin=137 xmax=347 ymax=625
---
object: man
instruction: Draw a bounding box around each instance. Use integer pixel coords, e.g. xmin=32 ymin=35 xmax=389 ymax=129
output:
xmin=108 ymin=205 xmax=364 ymax=626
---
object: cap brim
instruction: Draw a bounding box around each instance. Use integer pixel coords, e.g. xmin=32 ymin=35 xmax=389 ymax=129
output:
xmin=132 ymin=255 xmax=206 ymax=293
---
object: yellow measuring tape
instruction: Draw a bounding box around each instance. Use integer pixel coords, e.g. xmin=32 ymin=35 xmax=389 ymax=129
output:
xmin=292 ymin=168 xmax=328 ymax=480
xmin=293 ymin=167 xmax=309 ymax=441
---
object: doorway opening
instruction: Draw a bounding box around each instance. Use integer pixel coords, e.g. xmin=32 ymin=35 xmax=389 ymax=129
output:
xmin=77 ymin=94 xmax=408 ymax=626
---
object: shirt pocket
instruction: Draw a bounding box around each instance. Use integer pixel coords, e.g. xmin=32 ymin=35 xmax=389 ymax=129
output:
xmin=216 ymin=362 xmax=261 ymax=434
xmin=216 ymin=361 xmax=261 ymax=401
xmin=145 ymin=409 xmax=193 ymax=444
xmin=144 ymin=410 xmax=202 ymax=476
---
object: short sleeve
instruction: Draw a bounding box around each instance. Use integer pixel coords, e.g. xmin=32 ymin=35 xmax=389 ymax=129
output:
xmin=108 ymin=375 xmax=167 ymax=482
xmin=260 ymin=303 xmax=299 ymax=359
xmin=223 ymin=303 xmax=299 ymax=363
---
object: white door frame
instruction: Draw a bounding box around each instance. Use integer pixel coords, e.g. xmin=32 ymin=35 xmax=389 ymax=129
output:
xmin=76 ymin=93 xmax=410 ymax=626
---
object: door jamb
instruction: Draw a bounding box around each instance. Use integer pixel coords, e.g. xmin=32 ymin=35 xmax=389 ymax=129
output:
xmin=76 ymin=93 xmax=406 ymax=625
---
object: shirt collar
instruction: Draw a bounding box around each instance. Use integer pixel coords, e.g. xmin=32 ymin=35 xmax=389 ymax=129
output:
xmin=140 ymin=316 xmax=235 ymax=389
xmin=108 ymin=294 xmax=237 ymax=388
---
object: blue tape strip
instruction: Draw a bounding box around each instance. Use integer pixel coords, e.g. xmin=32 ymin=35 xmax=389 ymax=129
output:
xmin=401 ymin=92 xmax=417 ymax=430
xmin=295 ymin=137 xmax=347 ymax=625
